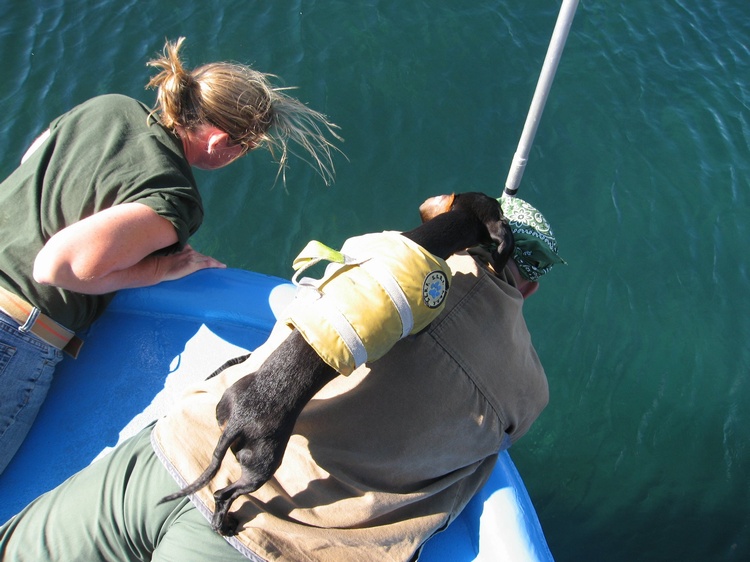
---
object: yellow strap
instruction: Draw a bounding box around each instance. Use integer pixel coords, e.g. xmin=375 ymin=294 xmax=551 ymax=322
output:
xmin=291 ymin=240 xmax=368 ymax=287
xmin=292 ymin=240 xmax=346 ymax=271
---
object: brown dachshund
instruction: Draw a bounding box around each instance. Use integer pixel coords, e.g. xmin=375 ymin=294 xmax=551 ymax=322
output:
xmin=160 ymin=192 xmax=514 ymax=535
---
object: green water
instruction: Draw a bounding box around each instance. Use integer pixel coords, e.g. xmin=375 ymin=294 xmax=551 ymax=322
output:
xmin=1 ymin=1 xmax=748 ymax=560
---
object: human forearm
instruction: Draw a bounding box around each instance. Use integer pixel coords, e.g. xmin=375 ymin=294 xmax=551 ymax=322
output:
xmin=32 ymin=202 xmax=224 ymax=295
xmin=34 ymin=252 xmax=161 ymax=295
xmin=33 ymin=245 xmax=225 ymax=295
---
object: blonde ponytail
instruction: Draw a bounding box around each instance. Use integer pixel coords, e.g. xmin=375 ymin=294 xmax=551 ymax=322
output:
xmin=146 ymin=37 xmax=202 ymax=129
xmin=146 ymin=37 xmax=342 ymax=185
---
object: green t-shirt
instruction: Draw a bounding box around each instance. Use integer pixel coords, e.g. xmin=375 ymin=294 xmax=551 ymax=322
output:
xmin=0 ymin=94 xmax=203 ymax=331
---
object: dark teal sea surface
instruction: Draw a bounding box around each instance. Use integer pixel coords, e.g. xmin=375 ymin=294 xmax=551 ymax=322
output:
xmin=1 ymin=1 xmax=748 ymax=560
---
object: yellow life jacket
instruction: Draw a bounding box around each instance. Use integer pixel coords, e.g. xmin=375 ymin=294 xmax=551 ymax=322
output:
xmin=282 ymin=231 xmax=451 ymax=375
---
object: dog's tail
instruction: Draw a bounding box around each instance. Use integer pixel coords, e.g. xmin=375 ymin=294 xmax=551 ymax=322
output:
xmin=158 ymin=427 xmax=239 ymax=504
xmin=205 ymin=353 xmax=252 ymax=380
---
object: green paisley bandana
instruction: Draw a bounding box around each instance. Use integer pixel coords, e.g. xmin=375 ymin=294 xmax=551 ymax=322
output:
xmin=500 ymin=193 xmax=566 ymax=281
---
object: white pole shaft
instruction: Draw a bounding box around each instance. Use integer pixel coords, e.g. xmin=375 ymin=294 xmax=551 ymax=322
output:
xmin=504 ymin=0 xmax=579 ymax=197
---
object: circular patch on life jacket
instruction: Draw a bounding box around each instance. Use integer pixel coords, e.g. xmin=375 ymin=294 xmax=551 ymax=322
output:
xmin=422 ymin=270 xmax=449 ymax=308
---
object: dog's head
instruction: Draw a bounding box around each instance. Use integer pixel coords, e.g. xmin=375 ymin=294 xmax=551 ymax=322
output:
xmin=419 ymin=192 xmax=515 ymax=272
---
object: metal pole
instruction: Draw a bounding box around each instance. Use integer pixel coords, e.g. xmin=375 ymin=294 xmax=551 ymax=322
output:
xmin=504 ymin=0 xmax=579 ymax=197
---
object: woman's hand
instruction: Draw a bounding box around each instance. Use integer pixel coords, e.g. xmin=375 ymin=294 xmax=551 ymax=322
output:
xmin=154 ymin=244 xmax=226 ymax=283
xmin=33 ymin=202 xmax=225 ymax=294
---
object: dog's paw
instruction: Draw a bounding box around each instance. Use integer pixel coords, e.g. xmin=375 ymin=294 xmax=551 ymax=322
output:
xmin=212 ymin=511 xmax=239 ymax=536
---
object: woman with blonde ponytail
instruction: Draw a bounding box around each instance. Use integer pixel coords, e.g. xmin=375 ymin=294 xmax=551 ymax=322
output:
xmin=0 ymin=37 xmax=341 ymax=475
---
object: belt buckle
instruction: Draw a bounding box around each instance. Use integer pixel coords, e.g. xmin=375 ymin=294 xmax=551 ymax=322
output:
xmin=18 ymin=306 xmax=41 ymax=334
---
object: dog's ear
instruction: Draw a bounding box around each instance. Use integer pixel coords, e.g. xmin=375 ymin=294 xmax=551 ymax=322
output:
xmin=487 ymin=219 xmax=515 ymax=272
xmin=419 ymin=193 xmax=456 ymax=223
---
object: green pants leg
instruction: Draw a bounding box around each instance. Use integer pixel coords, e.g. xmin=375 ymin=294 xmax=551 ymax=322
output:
xmin=0 ymin=425 xmax=249 ymax=562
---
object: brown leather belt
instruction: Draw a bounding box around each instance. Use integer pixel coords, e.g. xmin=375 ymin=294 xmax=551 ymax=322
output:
xmin=0 ymin=286 xmax=83 ymax=358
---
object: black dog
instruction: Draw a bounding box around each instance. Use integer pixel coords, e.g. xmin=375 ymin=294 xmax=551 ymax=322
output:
xmin=160 ymin=192 xmax=514 ymax=535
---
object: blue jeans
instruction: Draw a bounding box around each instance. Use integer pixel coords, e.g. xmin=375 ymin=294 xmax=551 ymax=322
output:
xmin=0 ymin=312 xmax=63 ymax=474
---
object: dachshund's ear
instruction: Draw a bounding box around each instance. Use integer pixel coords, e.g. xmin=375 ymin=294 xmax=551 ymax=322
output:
xmin=487 ymin=220 xmax=515 ymax=272
xmin=419 ymin=193 xmax=456 ymax=223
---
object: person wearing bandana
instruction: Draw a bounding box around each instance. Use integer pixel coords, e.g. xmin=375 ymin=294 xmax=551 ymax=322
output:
xmin=0 ymin=196 xmax=565 ymax=562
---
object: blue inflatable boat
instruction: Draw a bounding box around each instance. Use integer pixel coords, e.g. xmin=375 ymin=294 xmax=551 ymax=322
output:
xmin=0 ymin=268 xmax=554 ymax=561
